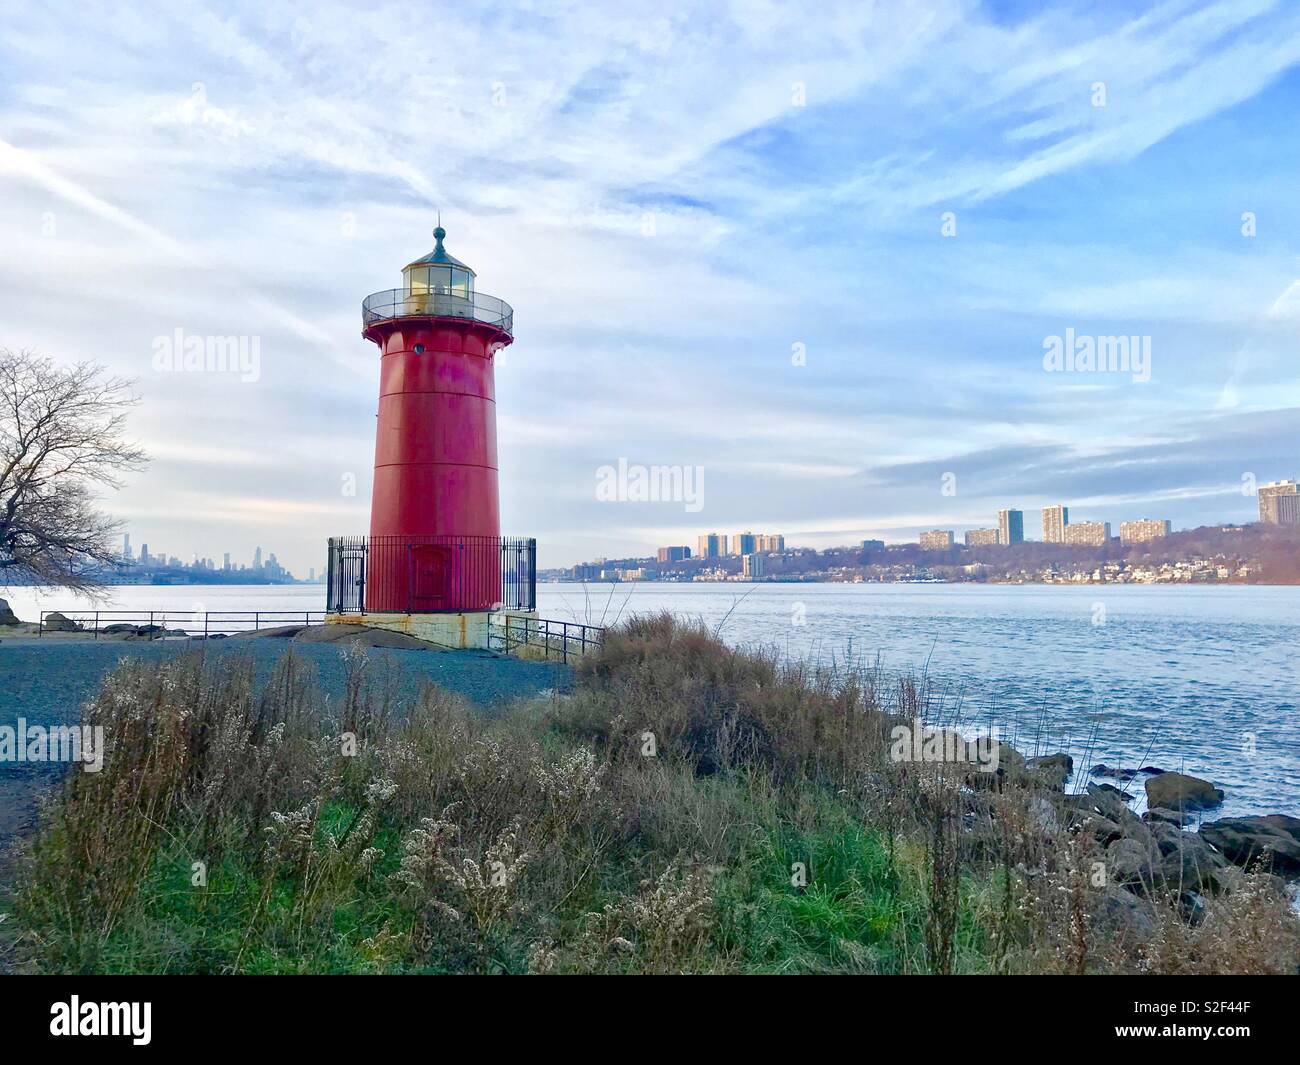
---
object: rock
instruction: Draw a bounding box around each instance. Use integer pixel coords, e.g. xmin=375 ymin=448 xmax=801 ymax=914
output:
xmin=1082 ymin=784 xmax=1139 ymax=827
xmin=1143 ymin=806 xmax=1191 ymax=828
xmin=1073 ymin=812 xmax=1125 ymax=846
xmin=1028 ymin=795 xmax=1060 ymax=834
xmin=1144 ymin=771 xmax=1224 ymax=812
xmin=1027 ymin=753 xmax=1073 ymax=790
xmin=1148 ymin=821 xmax=1186 ymax=856
xmin=41 ymin=611 xmax=81 ymax=632
xmin=1091 ymin=764 xmax=1141 ymax=781
xmin=1092 ymin=884 xmax=1156 ymax=948
xmin=1199 ymin=815 xmax=1300 ymax=877
xmin=236 ymin=625 xmax=307 ymax=639
xmin=101 ymin=623 xmax=140 ymax=635
xmin=1107 ymin=837 xmax=1158 ymax=888
xmin=288 ymin=624 xmax=438 ymax=650
xmin=1140 ymin=766 xmax=1166 ymax=775
xmin=0 ymin=598 xmax=19 ymax=625
xmin=1158 ymin=834 xmax=1227 ymax=894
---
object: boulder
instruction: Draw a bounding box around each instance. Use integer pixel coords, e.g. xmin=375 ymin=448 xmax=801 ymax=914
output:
xmin=1147 ymin=821 xmax=1186 ymax=857
xmin=1091 ymin=764 xmax=1141 ymax=782
xmin=1072 ymin=811 xmax=1124 ymax=846
xmin=1143 ymin=806 xmax=1192 ymax=828
xmin=101 ymin=623 xmax=140 ymax=635
xmin=1083 ymin=784 xmax=1139 ymax=826
xmin=236 ymin=625 xmax=307 ymax=639
xmin=1144 ymin=771 xmax=1224 ymax=812
xmin=41 ymin=612 xmax=81 ymax=632
xmin=1106 ymin=836 xmax=1158 ymax=888
xmin=289 ymin=624 xmax=438 ymax=650
xmin=1027 ymin=753 xmax=1073 ymax=790
xmin=1027 ymin=794 xmax=1060 ymax=834
xmin=0 ymin=598 xmax=19 ymax=625
xmin=1092 ymin=885 xmax=1156 ymax=948
xmin=1158 ymin=834 xmax=1227 ymax=894
xmin=1199 ymin=815 xmax=1300 ymax=877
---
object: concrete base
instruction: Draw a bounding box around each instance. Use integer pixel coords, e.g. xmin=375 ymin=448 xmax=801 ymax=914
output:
xmin=326 ymin=609 xmax=538 ymax=651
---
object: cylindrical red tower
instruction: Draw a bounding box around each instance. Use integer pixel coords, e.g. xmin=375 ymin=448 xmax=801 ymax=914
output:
xmin=359 ymin=226 xmax=514 ymax=612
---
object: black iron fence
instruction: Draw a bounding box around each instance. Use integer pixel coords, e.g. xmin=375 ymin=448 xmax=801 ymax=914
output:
xmin=488 ymin=616 xmax=605 ymax=663
xmin=326 ymin=535 xmax=536 ymax=614
xmin=38 ymin=610 xmax=326 ymax=638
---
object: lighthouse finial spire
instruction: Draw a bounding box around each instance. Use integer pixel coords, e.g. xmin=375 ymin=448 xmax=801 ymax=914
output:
xmin=434 ymin=211 xmax=445 ymax=246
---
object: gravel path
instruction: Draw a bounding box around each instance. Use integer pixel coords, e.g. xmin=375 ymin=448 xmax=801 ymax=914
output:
xmin=0 ymin=638 xmax=571 ymax=867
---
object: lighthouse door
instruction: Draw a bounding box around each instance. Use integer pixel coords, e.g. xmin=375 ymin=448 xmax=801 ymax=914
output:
xmin=409 ymin=544 xmax=451 ymax=611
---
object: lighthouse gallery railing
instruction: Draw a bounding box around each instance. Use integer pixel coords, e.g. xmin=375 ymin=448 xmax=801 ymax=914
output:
xmin=361 ymin=289 xmax=514 ymax=336
xmin=326 ymin=535 xmax=536 ymax=615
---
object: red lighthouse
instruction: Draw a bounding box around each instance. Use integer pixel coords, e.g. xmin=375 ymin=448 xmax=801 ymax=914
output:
xmin=326 ymin=226 xmax=535 ymax=644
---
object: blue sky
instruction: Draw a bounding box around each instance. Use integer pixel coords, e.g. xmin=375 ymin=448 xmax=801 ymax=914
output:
xmin=1 ymin=0 xmax=1298 ymax=572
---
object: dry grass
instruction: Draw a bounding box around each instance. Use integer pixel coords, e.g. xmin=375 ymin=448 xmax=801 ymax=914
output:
xmin=4 ymin=613 xmax=1297 ymax=975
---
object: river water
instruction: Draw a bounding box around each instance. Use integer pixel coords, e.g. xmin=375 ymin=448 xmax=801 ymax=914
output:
xmin=4 ymin=581 xmax=1296 ymax=818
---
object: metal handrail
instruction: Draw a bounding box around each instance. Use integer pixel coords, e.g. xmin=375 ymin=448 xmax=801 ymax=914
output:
xmin=488 ymin=616 xmax=605 ymax=663
xmin=38 ymin=610 xmax=326 ymax=639
xmin=362 ymin=288 xmax=514 ymax=336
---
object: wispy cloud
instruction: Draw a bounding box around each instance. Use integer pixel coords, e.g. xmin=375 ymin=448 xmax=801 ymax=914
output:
xmin=1 ymin=0 xmax=1297 ymax=568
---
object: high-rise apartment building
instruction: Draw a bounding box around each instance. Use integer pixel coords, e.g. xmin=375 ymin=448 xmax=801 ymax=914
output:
xmin=861 ymin=539 xmax=885 ymax=551
xmin=1041 ymin=505 xmax=1069 ymax=543
xmin=755 ymin=534 xmax=786 ymax=552
xmin=742 ymin=553 xmax=766 ymax=579
xmin=657 ymin=546 xmax=691 ymax=563
xmin=964 ymin=528 xmax=999 ymax=547
xmin=1119 ymin=519 xmax=1171 ymax=544
xmin=1063 ymin=521 xmax=1111 ymax=547
xmin=919 ymin=530 xmax=955 ymax=550
xmin=997 ymin=508 xmax=1024 ymax=545
xmin=696 ymin=533 xmax=728 ymax=559
xmin=1258 ymin=480 xmax=1300 ymax=526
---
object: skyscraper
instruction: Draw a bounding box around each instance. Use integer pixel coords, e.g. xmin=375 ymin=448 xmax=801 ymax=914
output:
xmin=696 ymin=533 xmax=728 ymax=559
xmin=997 ymin=508 xmax=1024 ymax=545
xmin=121 ymin=533 xmax=132 ymax=560
xmin=1063 ymin=521 xmax=1111 ymax=546
xmin=919 ymin=530 xmax=955 ymax=550
xmin=732 ymin=532 xmax=758 ymax=556
xmin=253 ymin=546 xmax=263 ymax=570
xmin=1041 ymin=505 xmax=1069 ymax=543
xmin=1258 ymin=480 xmax=1300 ymax=525
xmin=1119 ymin=519 xmax=1171 ymax=544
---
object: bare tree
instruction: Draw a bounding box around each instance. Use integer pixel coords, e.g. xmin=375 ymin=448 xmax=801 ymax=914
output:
xmin=0 ymin=349 xmax=147 ymax=592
